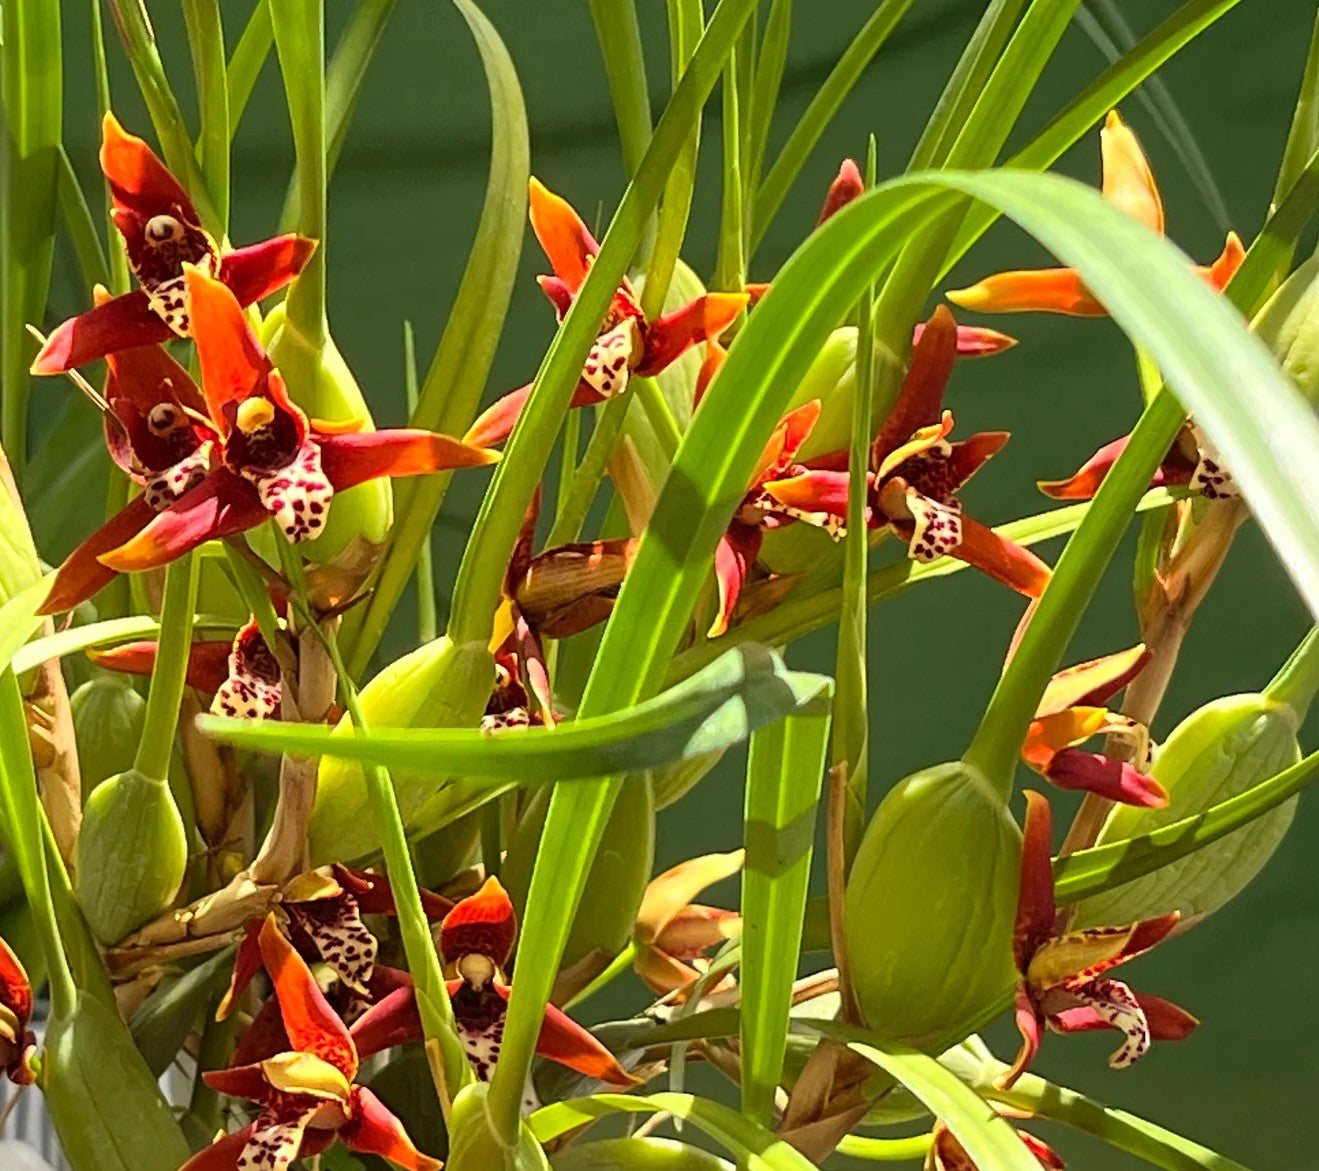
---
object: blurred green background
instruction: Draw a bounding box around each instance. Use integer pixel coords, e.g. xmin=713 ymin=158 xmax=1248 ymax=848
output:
xmin=41 ymin=1 xmax=1319 ymax=1166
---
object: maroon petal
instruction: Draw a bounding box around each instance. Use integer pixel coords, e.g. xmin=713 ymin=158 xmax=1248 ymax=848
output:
xmin=350 ymin=985 xmax=422 ymax=1060
xmin=1046 ymin=749 xmax=1169 ymax=808
xmin=636 ymin=293 xmax=747 ymax=377
xmin=709 ymin=524 xmax=763 ymax=638
xmin=31 ymin=292 xmax=172 ymax=374
xmin=40 ymin=496 xmax=158 ymax=614
xmin=218 ymin=235 xmax=318 ymax=306
xmin=816 ymin=158 xmax=864 ymax=225
xmin=317 ymin=428 xmax=498 ymax=492
xmin=342 ymin=1086 xmax=442 ymax=1171
xmin=872 ymin=305 xmax=957 ymax=459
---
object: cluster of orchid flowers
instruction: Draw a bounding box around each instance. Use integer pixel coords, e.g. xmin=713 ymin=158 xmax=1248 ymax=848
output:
xmin=4 ymin=102 xmax=1249 ymax=1171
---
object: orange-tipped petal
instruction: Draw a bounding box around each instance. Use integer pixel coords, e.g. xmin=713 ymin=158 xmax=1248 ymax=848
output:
xmin=913 ymin=320 xmax=1017 ymax=357
xmin=1199 ymin=230 xmax=1246 ymax=292
xmin=186 ymin=266 xmax=272 ymax=428
xmin=350 ymin=985 xmax=423 ymax=1060
xmin=464 ymin=378 xmax=603 ymax=448
xmin=708 ymin=524 xmax=762 ymax=638
xmin=30 ymin=291 xmax=173 ymax=374
xmin=529 ymin=177 xmax=599 ymax=293
xmin=817 ymin=158 xmax=864 ymax=225
xmin=318 ymin=429 xmax=498 ymax=492
xmin=41 ymin=496 xmax=158 ymax=614
xmin=694 ymin=338 xmax=728 ymax=407
xmin=216 ymin=920 xmax=264 ymax=1021
xmin=343 ymin=1086 xmax=443 ymax=1171
xmin=0 ymin=937 xmax=31 ymax=1029
xmin=1014 ymin=791 xmax=1058 ymax=972
xmin=256 ymin=915 xmax=358 ymax=1080
xmin=89 ymin=637 xmax=233 ymax=694
xmin=875 ymin=306 xmax=958 ymax=459
xmin=1019 ymin=1131 xmax=1066 ymax=1170
xmin=218 ymin=235 xmax=318 ymax=306
xmin=523 ymin=990 xmax=637 ymax=1086
xmin=1100 ymin=110 xmax=1164 ymax=234
xmin=1038 ymin=433 xmax=1196 ymax=500
xmin=946 ymin=268 xmax=1106 ymax=316
xmin=100 ymin=111 xmax=197 ymax=223
xmin=761 ymin=467 xmax=851 ymax=525
xmin=99 ymin=469 xmax=268 ymax=572
xmin=1036 ymin=645 xmax=1150 ymax=717
xmin=638 ymin=292 xmax=747 ymax=377
xmin=948 ymin=515 xmax=1052 ymax=598
xmin=636 ymin=850 xmax=745 ymax=944
xmin=1022 ymin=708 xmax=1111 ymax=771
xmin=439 ymin=876 xmax=517 ymax=968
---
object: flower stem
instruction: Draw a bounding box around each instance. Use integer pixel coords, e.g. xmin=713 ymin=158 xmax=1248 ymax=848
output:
xmin=134 ymin=553 xmax=200 ymax=783
xmin=1264 ymin=623 xmax=1319 ymax=718
xmin=963 ymin=388 xmax=1186 ymax=801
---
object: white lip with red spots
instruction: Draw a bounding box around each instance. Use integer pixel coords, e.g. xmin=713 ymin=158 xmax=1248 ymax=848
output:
xmin=143 ymin=441 xmax=213 ymax=512
xmin=241 ymin=440 xmax=335 ymax=544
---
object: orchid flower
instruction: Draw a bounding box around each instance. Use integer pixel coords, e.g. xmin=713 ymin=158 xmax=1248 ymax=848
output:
xmin=1024 ymin=645 xmax=1168 ymax=807
xmin=1039 ymin=422 xmax=1237 ymax=503
xmin=32 ymin=114 xmax=315 ymax=374
xmin=491 ymin=487 xmax=636 ymax=725
xmin=91 ymin=266 xmax=497 ymax=575
xmin=184 ymin=917 xmax=440 ymax=1171
xmin=0 ymin=938 xmax=35 ymax=1086
xmin=91 ymin=617 xmax=286 ymax=721
xmin=438 ymin=877 xmax=635 ymax=1089
xmin=757 ymin=308 xmax=1051 ymax=603
xmin=219 ymin=865 xmax=452 ymax=1024
xmin=927 ymin=1120 xmax=1063 ymax=1171
xmin=39 ymin=334 xmax=218 ymax=614
xmin=947 ymin=111 xmax=1244 ymax=316
xmin=1004 ymin=792 xmax=1197 ymax=1088
xmin=463 ymin=179 xmax=747 ymax=448
xmin=633 ymin=851 xmax=743 ymax=999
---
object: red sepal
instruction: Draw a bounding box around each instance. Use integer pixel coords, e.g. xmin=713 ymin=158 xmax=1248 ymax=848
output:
xmin=341 ymin=1086 xmax=442 ymax=1171
xmin=318 ymin=429 xmax=498 ymax=491
xmin=439 ymin=876 xmax=517 ymax=968
xmin=41 ymin=496 xmax=158 ymax=614
xmin=30 ymin=292 xmax=173 ymax=375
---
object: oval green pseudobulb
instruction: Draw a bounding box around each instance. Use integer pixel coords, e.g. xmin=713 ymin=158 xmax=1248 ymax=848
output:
xmin=844 ymin=761 xmax=1020 ymax=1052
xmin=42 ymin=992 xmax=191 ymax=1171
xmin=69 ymin=675 xmax=144 ymax=799
xmin=76 ymin=768 xmax=186 ymax=943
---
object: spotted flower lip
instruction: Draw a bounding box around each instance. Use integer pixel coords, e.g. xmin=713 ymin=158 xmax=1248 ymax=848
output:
xmin=946 ymin=110 xmax=1245 ymax=316
xmin=752 ymin=307 xmax=1050 ymax=606
xmin=1002 ymin=791 xmax=1197 ymax=1089
xmin=1039 ymin=422 xmax=1237 ymax=503
xmin=91 ymin=266 xmax=498 ymax=574
xmin=1023 ymin=645 xmax=1169 ymax=807
xmin=31 ymin=112 xmax=317 ymax=375
xmin=0 ymin=936 xmax=36 ymax=1086
xmin=39 ymin=336 xmax=219 ymax=615
xmin=183 ymin=916 xmax=441 ymax=1171
xmin=462 ymin=177 xmax=747 ymax=449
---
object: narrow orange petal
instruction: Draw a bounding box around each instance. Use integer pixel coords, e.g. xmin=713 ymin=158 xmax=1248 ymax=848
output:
xmin=946 ymin=268 xmax=1106 ymax=316
xmin=1035 ymin=645 xmax=1149 ymax=718
xmin=528 ymin=178 xmax=598 ymax=293
xmin=1014 ymin=791 xmax=1057 ymax=972
xmin=186 ymin=265 xmax=272 ymax=430
xmin=1100 ymin=110 xmax=1164 ymax=234
xmin=1198 ymin=230 xmax=1246 ymax=291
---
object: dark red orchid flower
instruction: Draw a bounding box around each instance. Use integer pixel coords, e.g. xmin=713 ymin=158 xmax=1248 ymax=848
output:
xmin=492 ymin=488 xmax=636 ymax=725
xmin=948 ymin=111 xmax=1243 ymax=317
xmin=32 ymin=114 xmax=316 ymax=374
xmin=39 ymin=333 xmax=219 ymax=614
xmin=83 ymin=266 xmax=497 ymax=578
xmin=1039 ymin=422 xmax=1236 ymax=503
xmin=438 ymin=877 xmax=635 ymax=1090
xmin=218 ymin=865 xmax=453 ymax=1024
xmin=1003 ymin=792 xmax=1197 ymax=1088
xmin=927 ymin=1120 xmax=1064 ymax=1171
xmin=0 ymin=937 xmax=36 ymax=1086
xmin=753 ymin=307 xmax=1050 ymax=604
xmin=463 ymin=178 xmax=747 ymax=448
xmin=184 ymin=917 xmax=440 ymax=1171
xmin=1023 ymin=645 xmax=1167 ymax=807
xmin=91 ymin=617 xmax=284 ymax=720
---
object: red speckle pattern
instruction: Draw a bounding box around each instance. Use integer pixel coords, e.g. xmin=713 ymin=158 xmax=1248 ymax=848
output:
xmin=298 ymin=893 xmax=378 ymax=998
xmin=580 ymin=320 xmax=637 ymax=398
xmin=143 ymin=441 xmax=213 ymax=512
xmin=242 ymin=439 xmax=334 ymax=543
xmin=904 ymin=487 xmax=963 ymax=562
xmin=236 ymin=1109 xmax=315 ymax=1171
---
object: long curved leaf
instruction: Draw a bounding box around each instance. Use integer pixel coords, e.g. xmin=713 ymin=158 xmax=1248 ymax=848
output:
xmin=203 ymin=644 xmax=830 ymax=781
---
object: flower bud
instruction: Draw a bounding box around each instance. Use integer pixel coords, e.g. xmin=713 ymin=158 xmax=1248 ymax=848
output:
xmin=310 ymin=637 xmax=494 ymax=863
xmin=75 ymin=769 xmax=187 ymax=943
xmin=41 ymin=992 xmax=191 ymax=1171
xmin=69 ymin=676 xmax=144 ymax=798
xmin=1252 ymin=252 xmax=1319 ymax=405
xmin=844 ymin=762 xmax=1020 ymax=1051
xmin=647 ymin=748 xmax=724 ymax=810
xmin=1074 ymin=692 xmax=1301 ymax=929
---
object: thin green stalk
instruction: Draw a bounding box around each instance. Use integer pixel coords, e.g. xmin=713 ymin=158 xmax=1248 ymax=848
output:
xmin=57 ymin=148 xmax=110 ymax=290
xmin=182 ymin=0 xmax=230 ymax=233
xmin=1264 ymin=625 xmax=1319 ymax=714
xmin=447 ymin=0 xmax=755 ymax=650
xmin=134 ymin=554 xmax=200 ymax=782
xmin=642 ymin=0 xmax=704 ymax=317
xmin=833 ymin=139 xmax=877 ymax=873
xmin=313 ymin=622 xmax=473 ymax=1113
xmin=1272 ymin=5 xmax=1319 ymax=213
xmin=187 ymin=1013 xmax=236 ymax=1137
xmin=836 ymin=1133 xmax=933 ymax=1162
xmin=635 ymin=375 xmax=683 ymax=459
xmin=90 ymin=0 xmax=131 ymax=294
xmin=963 ymin=390 xmax=1185 ymax=797
xmin=227 ymin=1 xmax=275 ymax=141
xmin=480 ymin=797 xmax=502 ymax=882
xmin=714 ymin=45 xmax=746 ymax=291
xmin=750 ymin=0 xmax=915 ymax=254
xmin=404 ymin=322 xmax=437 ymax=644
xmin=555 ymin=408 xmax=582 ymax=528
xmin=745 ymin=0 xmax=790 ymax=201
xmin=270 ymin=0 xmax=328 ymax=350
xmin=1 ymin=0 xmax=62 ymax=479
xmin=589 ymin=0 xmax=654 ymax=180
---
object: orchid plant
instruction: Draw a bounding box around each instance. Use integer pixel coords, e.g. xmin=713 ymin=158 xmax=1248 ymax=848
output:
xmin=1 ymin=2 xmax=1319 ymax=1171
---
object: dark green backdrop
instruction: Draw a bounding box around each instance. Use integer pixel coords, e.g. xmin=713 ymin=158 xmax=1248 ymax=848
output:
xmin=45 ymin=2 xmax=1319 ymax=1166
